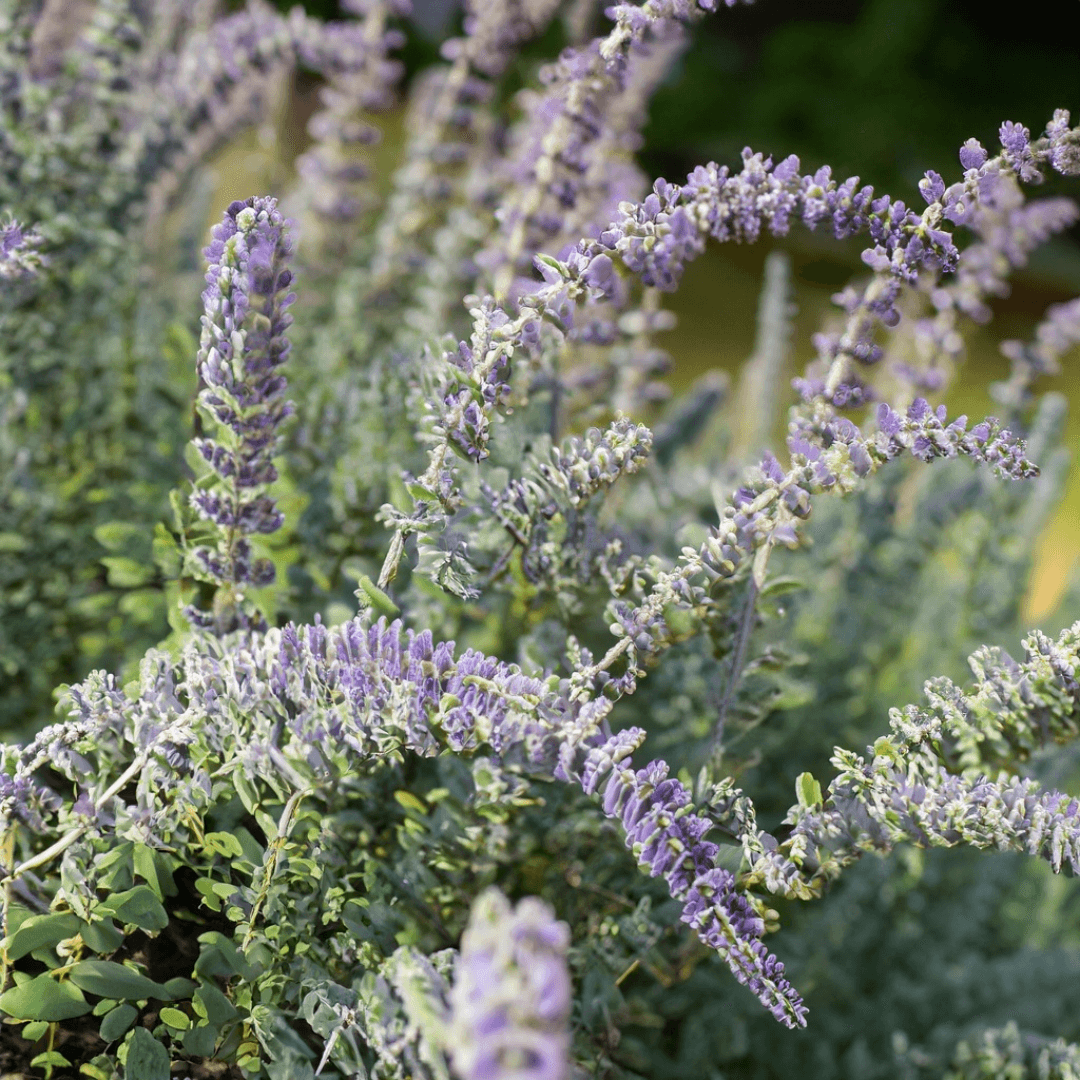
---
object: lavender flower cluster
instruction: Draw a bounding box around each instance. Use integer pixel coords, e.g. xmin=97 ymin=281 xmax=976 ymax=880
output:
xmin=582 ymin=741 xmax=806 ymax=1025
xmin=0 ymin=216 xmax=42 ymax=282
xmin=186 ymin=196 xmax=296 ymax=629
xmin=448 ymin=889 xmax=572 ymax=1080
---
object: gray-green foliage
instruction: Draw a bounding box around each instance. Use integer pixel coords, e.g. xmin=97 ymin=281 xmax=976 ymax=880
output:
xmin=0 ymin=0 xmax=362 ymax=738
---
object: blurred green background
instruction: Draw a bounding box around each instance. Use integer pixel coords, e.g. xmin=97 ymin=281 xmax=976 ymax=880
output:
xmin=226 ymin=0 xmax=1079 ymax=618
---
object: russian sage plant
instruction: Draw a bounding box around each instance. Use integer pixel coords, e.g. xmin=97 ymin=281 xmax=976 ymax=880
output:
xmin=2 ymin=1 xmax=1080 ymax=1078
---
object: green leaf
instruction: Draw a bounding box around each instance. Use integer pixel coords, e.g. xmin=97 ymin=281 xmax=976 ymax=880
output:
xmin=96 ymin=844 xmax=134 ymax=871
xmin=194 ymin=983 xmax=239 ymax=1025
xmin=341 ymin=902 xmax=374 ymax=942
xmin=160 ymin=977 xmax=196 ymax=1002
xmin=92 ymin=998 xmax=119 ymax=1017
xmin=758 ymin=576 xmax=807 ymax=617
xmin=209 ymin=881 xmax=242 ymax=904
xmin=2 ymin=912 xmax=81 ymax=961
xmin=253 ymin=1006 xmax=319 ymax=1078
xmin=80 ymin=1056 xmax=116 ymax=1080
xmin=394 ymin=790 xmax=427 ymax=814
xmin=404 ymin=481 xmax=436 ymax=501
xmin=99 ymin=1002 xmax=138 ymax=1042
xmin=0 ymin=531 xmax=28 ymax=552
xmin=232 ymin=772 xmax=261 ymax=817
xmin=98 ymin=886 xmax=168 ymax=932
xmin=21 ymin=1020 xmax=49 ymax=1042
xmin=534 ymin=253 xmax=566 ymax=277
xmin=152 ymin=848 xmax=178 ymax=897
xmin=795 ymin=771 xmax=823 ymax=811
xmin=123 ymin=1026 xmax=170 ymax=1080
xmin=714 ymin=843 xmax=745 ymax=873
xmin=93 ymin=522 xmax=146 ymax=554
xmin=253 ymin=802 xmax=284 ymax=843
xmin=96 ymin=843 xmax=135 ymax=893
xmin=100 ymin=556 xmax=155 ymax=588
xmin=354 ymin=574 xmax=400 ymax=617
xmin=3 ymin=902 xmax=37 ymax=938
xmin=233 ymin=826 xmax=266 ymax=866
xmin=152 ymin=522 xmax=182 ymax=577
xmin=758 ymin=576 xmax=805 ymax=599
xmin=159 ymin=1006 xmax=190 ymax=1030
xmin=79 ymin=918 xmax=124 ymax=955
xmin=194 ymin=877 xmax=223 ymax=912
xmin=204 ymin=832 xmax=245 ymax=858
xmin=118 ymin=587 xmax=163 ymax=625
xmin=67 ymin=960 xmax=167 ymax=1001
xmin=132 ymin=843 xmax=162 ymax=897
xmin=30 ymin=1050 xmax=71 ymax=1069
xmin=0 ymin=974 xmax=92 ymax=1021
xmin=182 ymin=1022 xmax=219 ymax=1056
xmin=195 ymin=932 xmax=257 ymax=982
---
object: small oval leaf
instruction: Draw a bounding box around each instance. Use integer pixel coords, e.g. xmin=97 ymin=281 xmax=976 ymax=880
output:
xmin=203 ymin=832 xmax=244 ymax=858
xmin=123 ymin=1026 xmax=170 ymax=1080
xmin=20 ymin=1020 xmax=49 ymax=1042
xmin=79 ymin=918 xmax=124 ymax=955
xmin=160 ymin=977 xmax=197 ymax=1002
xmin=193 ymin=983 xmax=238 ymax=1025
xmin=394 ymin=790 xmax=427 ymax=814
xmin=159 ymin=1006 xmax=190 ymax=1030
xmin=182 ymin=1021 xmax=219 ymax=1056
xmin=30 ymin=1050 xmax=71 ymax=1069
xmin=99 ymin=1002 xmax=138 ymax=1043
xmin=97 ymin=886 xmax=168 ymax=932
xmin=194 ymin=931 xmax=256 ymax=981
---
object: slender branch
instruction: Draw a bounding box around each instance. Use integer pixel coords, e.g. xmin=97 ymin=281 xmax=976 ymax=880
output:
xmin=242 ymin=786 xmax=314 ymax=953
xmin=712 ymin=577 xmax=760 ymax=755
xmin=0 ymin=736 xmax=178 ymax=889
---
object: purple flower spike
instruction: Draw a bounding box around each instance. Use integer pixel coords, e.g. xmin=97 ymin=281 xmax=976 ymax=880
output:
xmin=1046 ymin=109 xmax=1080 ymax=175
xmin=580 ymin=739 xmax=808 ymax=1028
xmin=999 ymin=121 xmax=1040 ymax=181
xmin=449 ymin=889 xmax=572 ymax=1080
xmin=187 ymin=197 xmax=295 ymax=621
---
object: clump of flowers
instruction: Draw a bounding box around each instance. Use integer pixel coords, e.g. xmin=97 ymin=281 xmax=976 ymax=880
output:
xmin=448 ymin=889 xmax=572 ymax=1080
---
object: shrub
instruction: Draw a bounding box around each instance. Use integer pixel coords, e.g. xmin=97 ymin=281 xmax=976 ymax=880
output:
xmin=1 ymin=2 xmax=1080 ymax=1078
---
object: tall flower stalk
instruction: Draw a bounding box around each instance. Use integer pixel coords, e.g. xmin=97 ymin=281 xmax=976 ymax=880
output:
xmin=186 ymin=195 xmax=296 ymax=633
